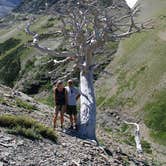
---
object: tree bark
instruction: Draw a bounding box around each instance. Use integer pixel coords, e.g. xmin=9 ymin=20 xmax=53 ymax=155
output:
xmin=78 ymin=68 xmax=96 ymax=140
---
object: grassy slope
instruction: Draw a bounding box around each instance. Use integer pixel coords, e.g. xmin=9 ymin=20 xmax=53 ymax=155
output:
xmin=96 ymin=0 xmax=166 ymax=146
xmin=0 ymin=15 xmax=59 ymax=89
xmin=0 ymin=114 xmax=57 ymax=142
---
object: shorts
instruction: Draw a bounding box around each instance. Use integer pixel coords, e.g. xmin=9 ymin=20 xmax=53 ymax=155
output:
xmin=55 ymin=105 xmax=66 ymax=113
xmin=67 ymin=105 xmax=77 ymax=116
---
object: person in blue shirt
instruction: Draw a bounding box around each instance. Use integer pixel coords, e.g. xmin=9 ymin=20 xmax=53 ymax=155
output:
xmin=65 ymin=79 xmax=80 ymax=130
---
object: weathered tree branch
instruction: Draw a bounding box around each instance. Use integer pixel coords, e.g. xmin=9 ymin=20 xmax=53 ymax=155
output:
xmin=25 ymin=17 xmax=75 ymax=58
xmin=26 ymin=0 xmax=150 ymax=63
xmin=124 ymin=121 xmax=143 ymax=154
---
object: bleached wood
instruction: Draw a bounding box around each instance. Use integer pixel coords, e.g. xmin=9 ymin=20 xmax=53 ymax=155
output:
xmin=79 ymin=68 xmax=96 ymax=140
xmin=124 ymin=121 xmax=143 ymax=154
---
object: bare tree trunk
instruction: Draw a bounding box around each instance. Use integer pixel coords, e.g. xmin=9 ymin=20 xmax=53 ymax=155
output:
xmin=78 ymin=68 xmax=96 ymax=140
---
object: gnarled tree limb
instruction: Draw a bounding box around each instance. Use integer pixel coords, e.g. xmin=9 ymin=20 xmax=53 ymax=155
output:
xmin=25 ymin=17 xmax=75 ymax=58
xmin=124 ymin=120 xmax=143 ymax=154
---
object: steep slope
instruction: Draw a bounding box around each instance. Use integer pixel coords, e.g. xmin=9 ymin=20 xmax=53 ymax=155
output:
xmin=95 ymin=0 xmax=166 ymax=164
xmin=0 ymin=0 xmax=165 ymax=164
xmin=0 ymin=84 xmax=154 ymax=165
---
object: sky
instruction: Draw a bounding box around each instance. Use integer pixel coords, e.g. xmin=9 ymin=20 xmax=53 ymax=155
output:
xmin=125 ymin=0 xmax=138 ymax=8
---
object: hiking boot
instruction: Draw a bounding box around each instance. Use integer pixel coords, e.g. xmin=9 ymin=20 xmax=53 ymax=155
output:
xmin=61 ymin=125 xmax=66 ymax=132
xmin=69 ymin=125 xmax=73 ymax=130
xmin=74 ymin=124 xmax=78 ymax=131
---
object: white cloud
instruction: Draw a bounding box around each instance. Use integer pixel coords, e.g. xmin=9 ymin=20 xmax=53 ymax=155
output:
xmin=125 ymin=0 xmax=138 ymax=8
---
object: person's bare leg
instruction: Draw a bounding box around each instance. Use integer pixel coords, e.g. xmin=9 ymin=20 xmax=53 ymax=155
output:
xmin=70 ymin=115 xmax=73 ymax=128
xmin=60 ymin=111 xmax=64 ymax=128
xmin=74 ymin=115 xmax=77 ymax=129
xmin=53 ymin=111 xmax=58 ymax=129
xmin=60 ymin=105 xmax=66 ymax=128
xmin=74 ymin=115 xmax=77 ymax=125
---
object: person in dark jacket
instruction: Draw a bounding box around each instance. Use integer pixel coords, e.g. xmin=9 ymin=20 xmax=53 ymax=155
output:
xmin=53 ymin=80 xmax=67 ymax=129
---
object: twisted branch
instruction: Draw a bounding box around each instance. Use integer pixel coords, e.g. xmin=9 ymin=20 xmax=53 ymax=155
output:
xmin=124 ymin=121 xmax=143 ymax=154
xmin=25 ymin=17 xmax=75 ymax=58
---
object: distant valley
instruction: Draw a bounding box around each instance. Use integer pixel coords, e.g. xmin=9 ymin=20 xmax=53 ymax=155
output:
xmin=0 ymin=0 xmax=21 ymax=17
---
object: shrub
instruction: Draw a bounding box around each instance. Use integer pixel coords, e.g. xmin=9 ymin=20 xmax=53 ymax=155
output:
xmin=144 ymin=90 xmax=166 ymax=145
xmin=8 ymin=126 xmax=41 ymax=140
xmin=141 ymin=140 xmax=152 ymax=154
xmin=0 ymin=38 xmax=21 ymax=55
xmin=0 ymin=114 xmax=57 ymax=142
xmin=16 ymin=98 xmax=38 ymax=111
xmin=42 ymin=22 xmax=54 ymax=29
xmin=0 ymin=45 xmax=24 ymax=87
xmin=124 ymin=135 xmax=135 ymax=146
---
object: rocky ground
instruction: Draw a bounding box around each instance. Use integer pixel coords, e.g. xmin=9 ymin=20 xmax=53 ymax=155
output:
xmin=0 ymin=128 xmax=151 ymax=166
xmin=0 ymin=85 xmax=154 ymax=165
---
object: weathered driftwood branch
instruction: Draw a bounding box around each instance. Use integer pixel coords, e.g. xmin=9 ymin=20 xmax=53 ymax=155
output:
xmin=123 ymin=121 xmax=143 ymax=154
xmin=25 ymin=17 xmax=75 ymax=58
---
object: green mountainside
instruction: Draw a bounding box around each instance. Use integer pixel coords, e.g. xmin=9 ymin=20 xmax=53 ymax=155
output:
xmin=95 ymin=0 xmax=166 ymax=162
xmin=0 ymin=0 xmax=165 ymax=164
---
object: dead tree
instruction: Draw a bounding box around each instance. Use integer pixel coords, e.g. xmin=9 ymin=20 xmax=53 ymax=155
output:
xmin=26 ymin=0 xmax=150 ymax=140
